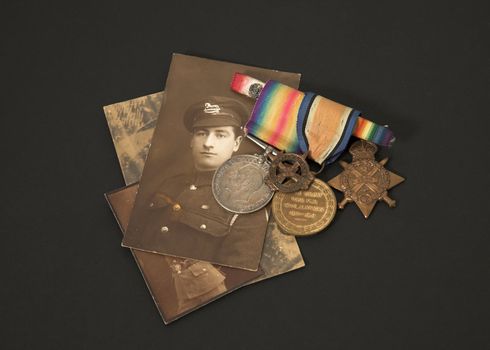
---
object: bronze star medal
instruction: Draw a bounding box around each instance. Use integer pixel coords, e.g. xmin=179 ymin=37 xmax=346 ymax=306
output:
xmin=328 ymin=140 xmax=405 ymax=218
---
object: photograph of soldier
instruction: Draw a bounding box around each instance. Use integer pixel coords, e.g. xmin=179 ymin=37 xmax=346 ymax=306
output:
xmin=122 ymin=54 xmax=304 ymax=271
xmin=165 ymin=257 xmax=226 ymax=314
xmin=104 ymin=86 xmax=304 ymax=322
xmin=105 ymin=184 xmax=263 ymax=323
xmin=142 ymin=96 xmax=269 ymax=270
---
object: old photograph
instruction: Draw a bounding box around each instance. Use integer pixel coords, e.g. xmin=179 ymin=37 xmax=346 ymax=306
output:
xmin=103 ymin=92 xmax=164 ymax=185
xmin=122 ymin=54 xmax=302 ymax=270
xmin=105 ymin=184 xmax=262 ymax=323
xmin=103 ymin=92 xmax=304 ymax=310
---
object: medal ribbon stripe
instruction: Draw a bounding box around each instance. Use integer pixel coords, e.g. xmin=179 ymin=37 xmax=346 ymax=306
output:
xmin=245 ymin=81 xmax=277 ymax=139
xmin=230 ymin=73 xmax=265 ymax=98
xmin=325 ymin=109 xmax=361 ymax=164
xmin=231 ymin=74 xmax=395 ymax=163
xmin=305 ymin=96 xmax=353 ymax=164
xmin=272 ymin=86 xmax=303 ymax=149
xmin=296 ymin=92 xmax=316 ymax=153
xmin=246 ymin=81 xmax=304 ymax=153
xmin=352 ymin=116 xmax=395 ymax=147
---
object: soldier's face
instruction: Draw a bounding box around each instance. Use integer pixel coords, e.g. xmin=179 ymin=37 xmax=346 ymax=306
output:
xmin=191 ymin=126 xmax=242 ymax=171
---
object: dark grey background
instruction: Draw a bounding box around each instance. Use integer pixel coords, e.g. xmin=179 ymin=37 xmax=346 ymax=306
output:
xmin=1 ymin=1 xmax=488 ymax=349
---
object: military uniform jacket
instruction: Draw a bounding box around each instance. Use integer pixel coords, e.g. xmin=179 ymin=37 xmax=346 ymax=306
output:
xmin=166 ymin=257 xmax=226 ymax=299
xmin=145 ymin=170 xmax=268 ymax=270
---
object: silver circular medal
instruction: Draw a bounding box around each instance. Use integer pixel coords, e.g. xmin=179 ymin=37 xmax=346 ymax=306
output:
xmin=212 ymin=154 xmax=274 ymax=213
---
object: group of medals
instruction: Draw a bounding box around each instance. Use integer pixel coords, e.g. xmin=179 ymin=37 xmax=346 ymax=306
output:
xmin=212 ymin=73 xmax=405 ymax=236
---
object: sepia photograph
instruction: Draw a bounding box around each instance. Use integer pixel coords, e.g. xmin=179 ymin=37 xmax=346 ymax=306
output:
xmin=105 ymin=184 xmax=262 ymax=323
xmin=103 ymin=92 xmax=164 ymax=185
xmin=103 ymin=90 xmax=304 ymax=321
xmin=103 ymin=91 xmax=305 ymax=286
xmin=4 ymin=2 xmax=489 ymax=348
xmin=122 ymin=54 xmax=302 ymax=270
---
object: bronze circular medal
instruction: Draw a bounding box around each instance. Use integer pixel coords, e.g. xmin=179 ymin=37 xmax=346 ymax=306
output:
xmin=272 ymin=178 xmax=337 ymax=236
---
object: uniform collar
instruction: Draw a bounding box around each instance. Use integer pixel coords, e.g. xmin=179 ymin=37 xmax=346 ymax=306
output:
xmin=191 ymin=170 xmax=215 ymax=187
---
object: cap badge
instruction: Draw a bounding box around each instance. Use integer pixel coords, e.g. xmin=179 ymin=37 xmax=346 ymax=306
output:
xmin=204 ymin=102 xmax=220 ymax=114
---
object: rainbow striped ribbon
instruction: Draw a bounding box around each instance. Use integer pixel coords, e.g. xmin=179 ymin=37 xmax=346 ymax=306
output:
xmin=245 ymin=80 xmax=305 ymax=154
xmin=352 ymin=116 xmax=395 ymax=147
xmin=231 ymin=73 xmax=395 ymax=164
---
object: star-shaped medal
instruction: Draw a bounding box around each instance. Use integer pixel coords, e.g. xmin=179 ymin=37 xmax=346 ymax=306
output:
xmin=328 ymin=140 xmax=405 ymax=218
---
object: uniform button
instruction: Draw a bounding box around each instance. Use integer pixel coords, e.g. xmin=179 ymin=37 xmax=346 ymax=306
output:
xmin=189 ymin=184 xmax=197 ymax=190
xmin=160 ymin=226 xmax=169 ymax=232
xmin=149 ymin=202 xmax=154 ymax=207
xmin=172 ymin=204 xmax=181 ymax=211
xmin=201 ymin=204 xmax=209 ymax=210
xmin=200 ymin=224 xmax=207 ymax=230
xmin=202 ymin=268 xmax=207 ymax=272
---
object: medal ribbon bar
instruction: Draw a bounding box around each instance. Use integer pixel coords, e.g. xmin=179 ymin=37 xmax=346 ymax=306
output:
xmin=231 ymin=73 xmax=395 ymax=164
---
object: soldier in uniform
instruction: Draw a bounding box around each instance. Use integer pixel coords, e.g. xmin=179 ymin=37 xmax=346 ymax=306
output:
xmin=146 ymin=96 xmax=269 ymax=272
xmin=165 ymin=256 xmax=226 ymax=314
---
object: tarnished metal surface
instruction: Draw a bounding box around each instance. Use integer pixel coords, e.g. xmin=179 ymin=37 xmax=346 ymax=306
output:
xmin=328 ymin=140 xmax=405 ymax=218
xmin=213 ymin=154 xmax=274 ymax=213
xmin=272 ymin=179 xmax=336 ymax=236
xmin=265 ymin=152 xmax=314 ymax=193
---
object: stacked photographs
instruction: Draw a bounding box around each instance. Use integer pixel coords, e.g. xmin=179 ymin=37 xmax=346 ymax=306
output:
xmin=104 ymin=54 xmax=305 ymax=323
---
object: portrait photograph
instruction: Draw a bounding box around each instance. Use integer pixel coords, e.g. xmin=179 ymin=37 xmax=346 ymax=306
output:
xmin=105 ymin=184 xmax=262 ymax=323
xmin=122 ymin=54 xmax=302 ymax=271
xmin=103 ymin=90 xmax=305 ymax=323
xmin=104 ymin=91 xmax=305 ymax=287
